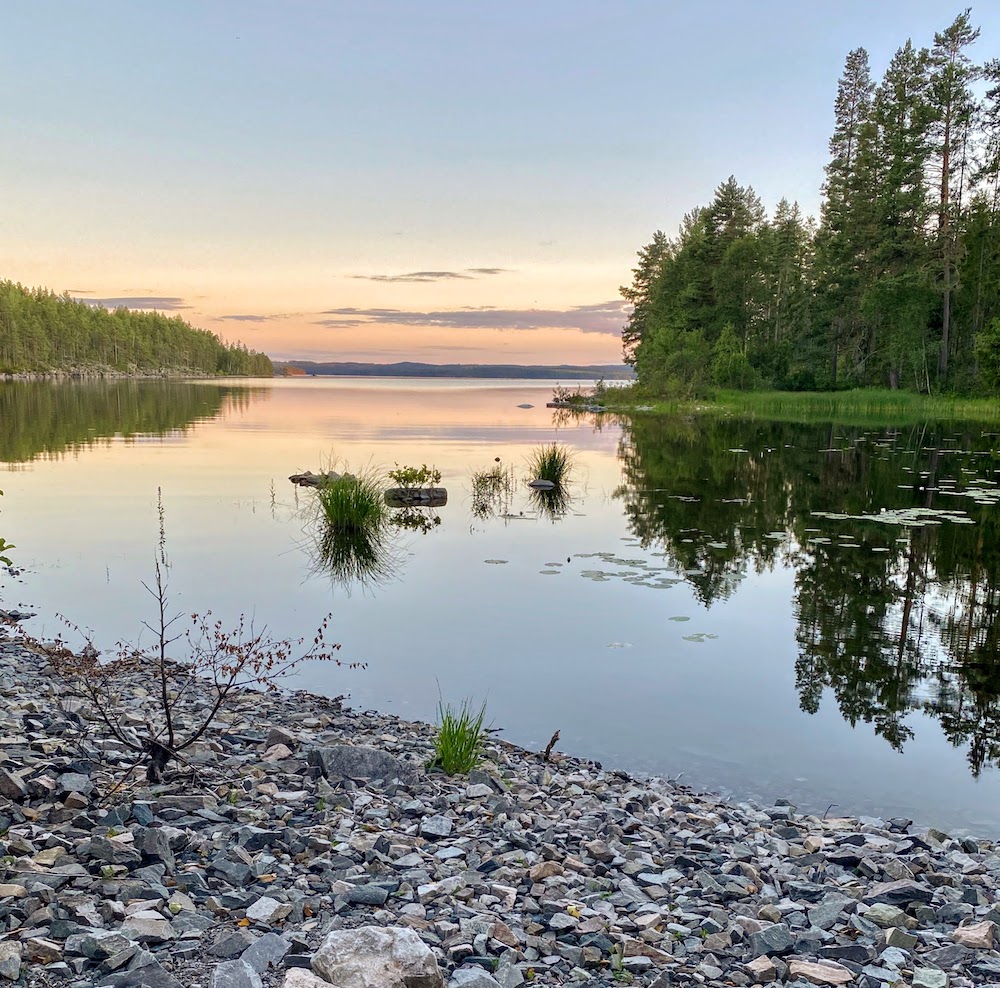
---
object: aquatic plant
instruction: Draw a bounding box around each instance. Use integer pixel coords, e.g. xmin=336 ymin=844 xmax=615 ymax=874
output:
xmin=527 ymin=443 xmax=573 ymax=485
xmin=528 ymin=485 xmax=572 ymax=523
xmin=315 ymin=471 xmax=389 ymax=535
xmin=388 ymin=463 xmax=442 ymax=488
xmin=430 ymin=698 xmax=488 ymax=774
xmin=470 ymin=462 xmax=516 ymax=520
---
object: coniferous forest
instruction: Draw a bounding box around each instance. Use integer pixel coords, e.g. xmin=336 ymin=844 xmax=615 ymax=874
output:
xmin=0 ymin=281 xmax=273 ymax=377
xmin=623 ymin=11 xmax=1000 ymax=396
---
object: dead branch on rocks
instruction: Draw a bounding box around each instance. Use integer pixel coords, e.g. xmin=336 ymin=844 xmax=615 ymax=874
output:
xmin=34 ymin=489 xmax=359 ymax=784
xmin=542 ymin=729 xmax=560 ymax=762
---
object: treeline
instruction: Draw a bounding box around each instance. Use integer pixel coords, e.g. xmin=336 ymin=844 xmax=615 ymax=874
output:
xmin=0 ymin=282 xmax=273 ymax=376
xmin=624 ymin=11 xmax=1000 ymax=395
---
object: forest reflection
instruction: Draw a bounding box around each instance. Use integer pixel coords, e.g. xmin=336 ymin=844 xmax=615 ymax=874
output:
xmin=0 ymin=381 xmax=267 ymax=464
xmin=613 ymin=412 xmax=1000 ymax=777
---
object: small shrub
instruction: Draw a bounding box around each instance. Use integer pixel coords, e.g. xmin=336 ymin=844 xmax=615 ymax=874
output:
xmin=431 ymin=698 xmax=488 ymax=774
xmin=0 ymin=490 xmax=11 ymax=567
xmin=388 ymin=463 xmax=442 ymax=488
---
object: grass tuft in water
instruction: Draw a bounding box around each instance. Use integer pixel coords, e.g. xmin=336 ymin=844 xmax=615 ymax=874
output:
xmin=316 ymin=472 xmax=389 ymax=534
xmin=528 ymin=443 xmax=573 ymax=485
xmin=431 ymin=698 xmax=488 ymax=774
xmin=312 ymin=469 xmax=396 ymax=588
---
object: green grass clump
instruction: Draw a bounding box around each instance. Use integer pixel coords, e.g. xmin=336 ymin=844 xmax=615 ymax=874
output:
xmin=431 ymin=698 xmax=487 ymax=774
xmin=528 ymin=443 xmax=572 ymax=485
xmin=316 ymin=472 xmax=389 ymax=533
xmin=470 ymin=462 xmax=516 ymax=520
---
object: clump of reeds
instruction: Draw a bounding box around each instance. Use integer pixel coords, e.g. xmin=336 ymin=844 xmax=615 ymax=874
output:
xmin=527 ymin=443 xmax=573 ymax=485
xmin=470 ymin=462 xmax=516 ymax=520
xmin=312 ymin=470 xmax=395 ymax=588
xmin=430 ymin=698 xmax=488 ymax=774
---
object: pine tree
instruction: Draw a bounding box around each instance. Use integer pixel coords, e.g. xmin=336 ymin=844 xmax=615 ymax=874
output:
xmin=928 ymin=9 xmax=981 ymax=378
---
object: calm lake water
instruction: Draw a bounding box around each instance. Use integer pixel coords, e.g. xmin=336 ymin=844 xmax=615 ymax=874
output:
xmin=3 ymin=378 xmax=1000 ymax=834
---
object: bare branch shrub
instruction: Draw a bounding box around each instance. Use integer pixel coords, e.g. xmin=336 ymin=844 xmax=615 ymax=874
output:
xmin=32 ymin=490 xmax=359 ymax=782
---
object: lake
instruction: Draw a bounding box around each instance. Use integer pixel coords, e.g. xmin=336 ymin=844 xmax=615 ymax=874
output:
xmin=3 ymin=377 xmax=1000 ymax=834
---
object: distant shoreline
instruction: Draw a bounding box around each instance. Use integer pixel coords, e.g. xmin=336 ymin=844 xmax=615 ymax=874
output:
xmin=273 ymin=360 xmax=633 ymax=380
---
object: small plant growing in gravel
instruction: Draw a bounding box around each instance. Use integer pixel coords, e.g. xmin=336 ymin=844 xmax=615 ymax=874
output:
xmin=429 ymin=697 xmax=488 ymax=774
xmin=39 ymin=491 xmax=356 ymax=783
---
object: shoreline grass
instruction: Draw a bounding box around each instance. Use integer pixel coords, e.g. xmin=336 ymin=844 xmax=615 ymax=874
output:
xmin=565 ymin=382 xmax=1000 ymax=425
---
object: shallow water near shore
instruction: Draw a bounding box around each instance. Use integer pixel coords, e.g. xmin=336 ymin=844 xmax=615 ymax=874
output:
xmin=3 ymin=377 xmax=1000 ymax=834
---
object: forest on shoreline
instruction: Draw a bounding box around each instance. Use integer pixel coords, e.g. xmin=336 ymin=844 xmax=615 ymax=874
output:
xmin=623 ymin=10 xmax=1000 ymax=397
xmin=0 ymin=281 xmax=272 ymax=377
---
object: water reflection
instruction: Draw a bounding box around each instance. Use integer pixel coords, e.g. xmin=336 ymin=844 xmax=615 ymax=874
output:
xmin=0 ymin=380 xmax=266 ymax=464
xmin=613 ymin=413 xmax=1000 ymax=777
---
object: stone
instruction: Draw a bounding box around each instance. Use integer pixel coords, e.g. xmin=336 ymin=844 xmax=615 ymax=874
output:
xmin=241 ymin=932 xmax=291 ymax=973
xmin=0 ymin=942 xmax=20 ymax=982
xmin=787 ymin=959 xmax=855 ymax=985
xmin=748 ymin=924 xmax=794 ymax=957
xmin=912 ymin=969 xmax=949 ymax=988
xmin=953 ymin=920 xmax=995 ymax=948
xmin=864 ymin=903 xmax=910 ymax=928
xmin=309 ymin=744 xmax=409 ymax=781
xmin=420 ymin=814 xmax=453 ymax=839
xmin=346 ymin=884 xmax=389 ymax=906
xmin=0 ymin=767 xmax=27 ymax=801
xmin=864 ymin=879 xmax=933 ymax=906
xmin=451 ymin=970 xmax=503 ymax=988
xmin=210 ymin=929 xmax=258 ymax=959
xmin=212 ymin=959 xmax=263 ymax=988
xmin=885 ymin=926 xmax=918 ymax=950
xmin=25 ymin=937 xmax=62 ymax=963
xmin=745 ymin=955 xmax=777 ymax=983
xmin=283 ymin=972 xmax=330 ymax=988
xmin=246 ymin=895 xmax=291 ymax=924
xmin=120 ymin=915 xmax=174 ymax=943
xmin=529 ymin=860 xmax=564 ymax=881
xmin=312 ymin=925 xmax=445 ymax=988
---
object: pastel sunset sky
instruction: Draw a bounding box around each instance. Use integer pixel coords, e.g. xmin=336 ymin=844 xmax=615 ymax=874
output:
xmin=5 ymin=1 xmax=997 ymax=364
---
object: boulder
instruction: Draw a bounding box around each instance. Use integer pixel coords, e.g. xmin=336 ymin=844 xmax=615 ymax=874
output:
xmin=312 ymin=926 xmax=445 ymax=988
xmin=308 ymin=745 xmax=410 ymax=782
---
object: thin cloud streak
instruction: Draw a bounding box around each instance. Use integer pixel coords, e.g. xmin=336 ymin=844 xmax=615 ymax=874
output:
xmin=75 ymin=296 xmax=189 ymax=311
xmin=350 ymin=268 xmax=509 ymax=283
xmin=315 ymin=301 xmax=627 ymax=335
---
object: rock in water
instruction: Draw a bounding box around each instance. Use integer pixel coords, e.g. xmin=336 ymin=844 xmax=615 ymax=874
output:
xmin=312 ymin=926 xmax=445 ymax=988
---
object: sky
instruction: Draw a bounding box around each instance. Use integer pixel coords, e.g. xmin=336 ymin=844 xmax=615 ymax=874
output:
xmin=4 ymin=1 xmax=999 ymax=366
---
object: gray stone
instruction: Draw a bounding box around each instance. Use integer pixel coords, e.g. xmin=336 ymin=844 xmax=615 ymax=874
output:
xmin=312 ymin=926 xmax=445 ymax=988
xmin=93 ymin=961 xmax=185 ymax=988
xmin=0 ymin=942 xmax=19 ymax=982
xmin=212 ymin=959 xmax=263 ymax=988
xmin=807 ymin=894 xmax=854 ymax=931
xmin=309 ymin=744 xmax=409 ymax=781
xmin=421 ymin=814 xmax=454 ymax=839
xmin=912 ymin=970 xmax=949 ymax=988
xmin=241 ymin=932 xmax=291 ymax=973
xmin=749 ymin=924 xmax=794 ymax=957
xmin=451 ymin=969 xmax=504 ymax=988
xmin=346 ymin=883 xmax=390 ymax=906
xmin=864 ymin=879 xmax=933 ymax=906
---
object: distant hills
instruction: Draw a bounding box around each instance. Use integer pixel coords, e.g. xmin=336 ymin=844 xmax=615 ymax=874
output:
xmin=273 ymin=361 xmax=633 ymax=380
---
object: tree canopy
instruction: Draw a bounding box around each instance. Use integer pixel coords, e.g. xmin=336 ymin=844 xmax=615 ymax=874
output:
xmin=625 ymin=10 xmax=1000 ymax=396
xmin=0 ymin=281 xmax=272 ymax=377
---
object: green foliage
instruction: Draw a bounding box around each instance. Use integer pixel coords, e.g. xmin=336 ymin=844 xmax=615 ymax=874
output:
xmin=0 ymin=280 xmax=272 ymax=376
xmin=624 ymin=12 xmax=1000 ymax=397
xmin=470 ymin=462 xmax=517 ymax=520
xmin=527 ymin=444 xmax=572 ymax=485
xmin=974 ymin=318 xmax=1000 ymax=391
xmin=387 ymin=463 xmax=442 ymax=488
xmin=316 ymin=473 xmax=389 ymax=534
xmin=430 ymin=698 xmax=488 ymax=774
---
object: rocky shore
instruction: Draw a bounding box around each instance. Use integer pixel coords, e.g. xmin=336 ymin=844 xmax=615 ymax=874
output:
xmin=1 ymin=626 xmax=1000 ymax=988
